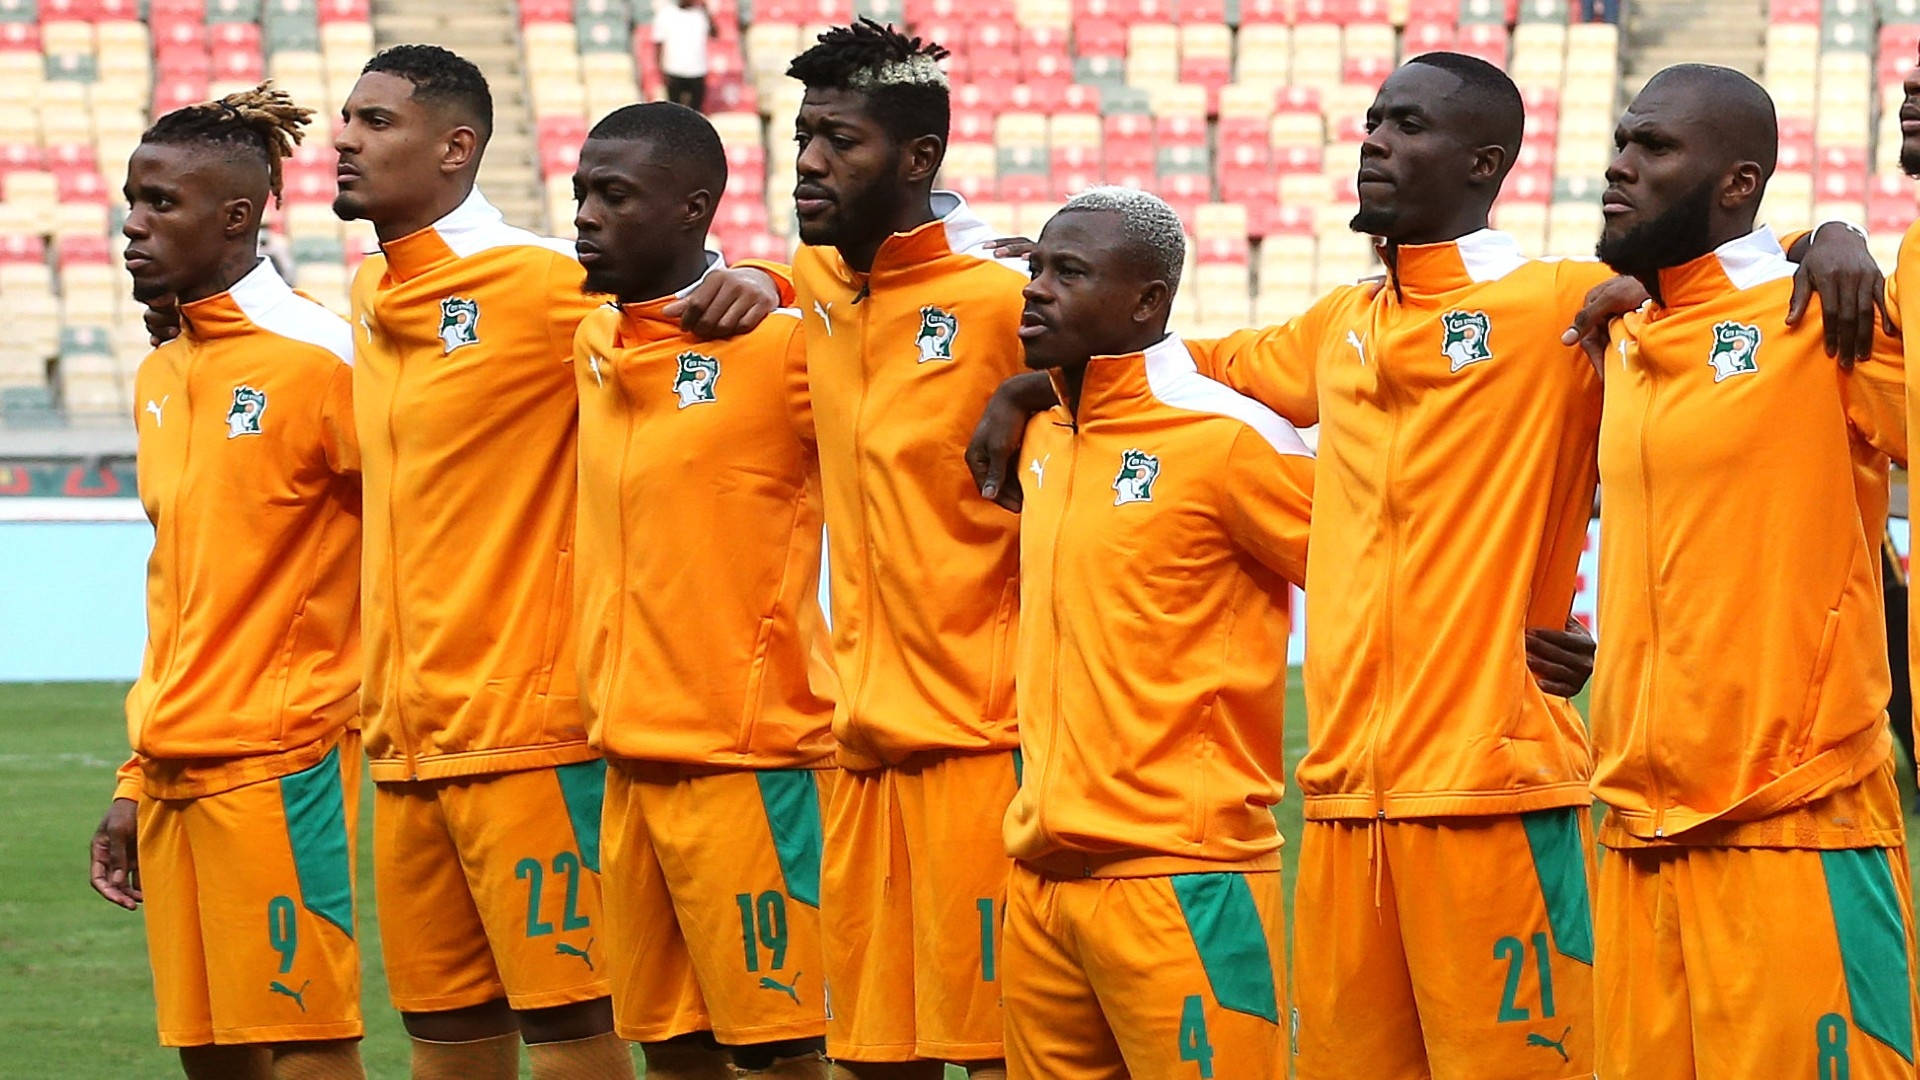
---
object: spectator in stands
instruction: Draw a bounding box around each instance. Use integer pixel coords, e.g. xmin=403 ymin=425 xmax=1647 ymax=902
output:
xmin=653 ymin=0 xmax=717 ymax=113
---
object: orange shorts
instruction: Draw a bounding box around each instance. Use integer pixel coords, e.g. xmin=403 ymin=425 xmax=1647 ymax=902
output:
xmin=1003 ymin=864 xmax=1287 ymax=1080
xmin=1292 ymin=809 xmax=1596 ymax=1080
xmin=821 ymin=750 xmax=1020 ymax=1063
xmin=374 ymin=760 xmax=611 ymax=1013
xmin=601 ymin=761 xmax=829 ymax=1045
xmin=139 ymin=738 xmax=363 ymax=1047
xmin=1596 ymin=843 xmax=1918 ymax=1080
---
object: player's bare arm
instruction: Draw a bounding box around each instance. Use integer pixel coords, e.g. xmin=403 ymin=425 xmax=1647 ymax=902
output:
xmin=662 ymin=265 xmax=783 ymax=338
xmin=965 ymin=371 xmax=1058 ymax=512
xmin=87 ymin=797 xmax=141 ymax=910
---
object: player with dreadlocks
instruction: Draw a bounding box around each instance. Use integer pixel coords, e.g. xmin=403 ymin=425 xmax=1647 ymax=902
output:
xmin=87 ymin=83 xmax=366 ymax=1080
xmin=727 ymin=20 xmax=1025 ymax=1080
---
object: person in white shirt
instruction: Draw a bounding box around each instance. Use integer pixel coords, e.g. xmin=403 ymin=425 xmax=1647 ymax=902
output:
xmin=652 ymin=0 xmax=716 ymax=112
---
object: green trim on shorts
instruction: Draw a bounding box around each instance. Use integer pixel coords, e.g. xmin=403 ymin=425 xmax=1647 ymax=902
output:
xmin=755 ymin=769 xmax=824 ymax=909
xmin=555 ymin=760 xmax=607 ymax=874
xmin=1521 ymin=807 xmax=1594 ymax=966
xmin=1171 ymin=872 xmax=1278 ymax=1023
xmin=1821 ymin=847 xmax=1916 ymax=1063
xmin=278 ymin=745 xmax=354 ymax=938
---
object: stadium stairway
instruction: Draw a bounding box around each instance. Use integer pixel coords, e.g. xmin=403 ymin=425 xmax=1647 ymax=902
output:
xmin=371 ymin=0 xmax=546 ymax=227
xmin=1623 ymin=0 xmax=1766 ymax=96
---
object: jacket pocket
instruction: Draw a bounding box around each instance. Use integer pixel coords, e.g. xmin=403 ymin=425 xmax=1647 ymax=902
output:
xmin=737 ymin=614 xmax=779 ymax=753
xmin=1791 ymin=605 xmax=1845 ymax=760
xmin=983 ymin=576 xmax=1019 ymax=723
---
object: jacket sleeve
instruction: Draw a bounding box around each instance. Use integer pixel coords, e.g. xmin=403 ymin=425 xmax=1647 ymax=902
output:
xmin=113 ymin=755 xmax=142 ymax=801
xmin=781 ymin=319 xmax=815 ymax=453
xmin=319 ymin=362 xmax=359 ymax=478
xmin=1184 ymin=309 xmax=1323 ymax=428
xmin=1843 ymin=329 xmax=1908 ymax=468
xmin=1223 ymin=426 xmax=1315 ymax=586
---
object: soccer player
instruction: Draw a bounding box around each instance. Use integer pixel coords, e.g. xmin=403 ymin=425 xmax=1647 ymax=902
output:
xmin=1002 ymin=188 xmax=1313 ymax=1080
xmin=329 ymin=46 xmax=780 ymax=1080
xmin=568 ymin=101 xmax=833 ymax=1080
xmin=729 ymin=20 xmax=1027 ymax=1079
xmin=85 ymin=85 xmax=365 ymax=1080
xmin=1589 ymin=64 xmax=1915 ymax=1080
xmin=967 ymin=53 xmax=1884 ymax=1080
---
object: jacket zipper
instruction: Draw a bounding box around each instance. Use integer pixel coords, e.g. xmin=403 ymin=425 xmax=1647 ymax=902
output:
xmin=1039 ymin=425 xmax=1079 ymax=859
xmin=1364 ymin=310 xmax=1397 ymax=820
xmin=153 ymin=352 xmax=196 ymax=740
xmin=381 ymin=311 xmax=418 ymax=779
xmin=848 ymin=269 xmax=879 ymax=737
xmin=1635 ymin=341 xmax=1667 ymax=836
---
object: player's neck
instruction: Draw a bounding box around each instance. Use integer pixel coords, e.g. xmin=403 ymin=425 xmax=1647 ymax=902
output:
xmin=175 ymin=247 xmax=263 ymax=305
xmin=375 ymin=181 xmax=475 ymax=245
xmin=620 ymin=247 xmax=714 ymax=306
xmin=1381 ymin=210 xmax=1492 ymax=264
xmin=838 ymin=193 xmax=938 ymax=273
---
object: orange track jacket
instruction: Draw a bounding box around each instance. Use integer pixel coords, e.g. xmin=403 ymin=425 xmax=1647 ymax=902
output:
xmin=1006 ymin=335 xmax=1315 ymax=877
xmin=351 ymin=189 xmax=602 ymax=782
xmin=120 ymin=259 xmax=360 ymax=800
xmin=572 ymin=257 xmax=836 ymax=769
xmin=1593 ymin=226 xmax=1907 ymax=849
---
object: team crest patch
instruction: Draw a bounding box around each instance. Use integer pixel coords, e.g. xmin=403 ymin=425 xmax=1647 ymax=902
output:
xmin=1708 ymin=320 xmax=1761 ymax=382
xmin=1112 ymin=448 xmax=1160 ymax=505
xmin=1440 ymin=310 xmax=1493 ymax=371
xmin=437 ymin=296 xmax=480 ymax=354
xmin=225 ymin=385 xmax=266 ymax=439
xmin=673 ymin=351 xmax=720 ymax=408
xmin=915 ymin=305 xmax=958 ymax=362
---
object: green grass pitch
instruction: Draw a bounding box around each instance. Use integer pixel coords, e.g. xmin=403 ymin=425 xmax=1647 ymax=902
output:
xmin=3 ymin=679 xmax=1911 ymax=1077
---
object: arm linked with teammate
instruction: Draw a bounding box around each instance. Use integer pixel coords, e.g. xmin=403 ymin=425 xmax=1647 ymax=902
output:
xmin=965 ymin=371 xmax=1059 ymax=512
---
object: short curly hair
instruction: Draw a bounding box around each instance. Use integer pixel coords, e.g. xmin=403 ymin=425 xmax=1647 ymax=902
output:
xmin=362 ymin=43 xmax=493 ymax=139
xmin=787 ymin=19 xmax=950 ymax=145
xmin=1056 ymin=186 xmax=1186 ymax=291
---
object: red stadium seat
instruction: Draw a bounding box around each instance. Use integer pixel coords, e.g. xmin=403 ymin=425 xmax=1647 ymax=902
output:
xmin=1072 ymin=18 xmax=1127 ymax=56
xmin=0 ymin=233 xmax=48 ymax=262
xmin=58 ymin=233 xmax=113 ymax=264
xmin=1272 ymin=142 xmax=1323 ymax=172
xmin=1455 ymin=22 xmax=1508 ymax=65
xmin=0 ymin=144 xmax=45 ymax=173
xmin=0 ymin=22 xmax=36 ymax=50
xmin=1197 ymin=233 xmax=1248 ymax=263
xmin=998 ymin=173 xmax=1052 ymax=202
xmin=1276 ymin=85 xmax=1322 ymax=113
xmin=1008 ymin=80 xmax=1070 ymax=111
xmin=1057 ymin=83 xmax=1103 ymax=112
xmin=1052 ymin=145 xmax=1103 ymax=172
xmin=1816 ymin=169 xmax=1867 ymax=202
xmin=157 ymin=47 xmax=213 ymax=78
xmin=281 ymin=170 xmax=335 ymax=204
xmin=951 ymin=109 xmax=998 ymax=141
xmin=1777 ymin=138 xmax=1815 ymax=174
xmin=1520 ymin=84 xmax=1559 ymax=114
xmin=46 ymin=143 xmax=96 ymax=170
xmin=1174 ymin=0 xmax=1224 ymax=20
xmin=153 ymin=76 xmax=212 ymax=115
xmin=55 ymin=167 xmax=108 ymax=203
xmin=1104 ymin=111 xmax=1154 ymax=142
xmin=1502 ymin=168 xmax=1553 ymax=202
xmin=1181 ymin=56 xmax=1230 ymax=90
xmin=1293 ymin=0 xmax=1355 ymax=22
xmin=214 ymin=50 xmax=267 ymax=82
xmin=1236 ymin=0 xmax=1288 ymax=20
xmin=1403 ymin=21 xmax=1457 ymax=53
xmin=1074 ymin=0 xmax=1142 ymax=22
xmin=518 ymin=0 xmax=571 ymax=21
xmin=41 ymin=0 xmax=102 ymax=18
xmin=1869 ymin=174 xmax=1918 ymax=232
xmin=1054 ymin=167 xmax=1100 ymax=195
xmin=1020 ymin=25 xmax=1069 ymax=57
xmin=1343 ymin=54 xmax=1396 ymax=85
xmin=1767 ymin=0 xmax=1820 ymax=21
xmin=209 ymin=21 xmax=262 ymax=50
xmin=1512 ymin=140 xmax=1554 ymax=173
xmin=1244 ymin=198 xmax=1296 ymax=238
xmin=1155 ymin=113 xmax=1206 ymax=146
xmin=317 ymin=0 xmax=369 ymax=19
xmin=149 ymin=0 xmax=205 ymax=16
xmin=1405 ymin=0 xmax=1459 ymax=22
xmin=153 ymin=19 xmax=207 ymax=51
xmin=1158 ymin=171 xmax=1209 ymax=201
xmin=1818 ymin=145 xmax=1869 ymax=176
xmin=971 ymin=51 xmax=1024 ymax=84
xmin=1217 ymin=114 xmax=1264 ymax=147
xmin=1218 ymin=169 xmax=1273 ymax=206
xmin=968 ymin=20 xmax=1017 ymax=53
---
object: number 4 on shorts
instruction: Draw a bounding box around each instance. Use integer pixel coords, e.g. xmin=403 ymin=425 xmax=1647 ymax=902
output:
xmin=1179 ymin=994 xmax=1215 ymax=1078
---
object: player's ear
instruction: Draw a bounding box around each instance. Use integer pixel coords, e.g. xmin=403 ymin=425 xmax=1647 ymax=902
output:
xmin=684 ymin=186 xmax=715 ymax=231
xmin=1470 ymin=143 xmax=1506 ymax=185
xmin=221 ymin=195 xmax=256 ymax=240
xmin=1720 ymin=160 xmax=1764 ymax=210
xmin=1133 ymin=280 xmax=1170 ymax=325
xmin=442 ymin=125 xmax=481 ymax=174
xmin=902 ymin=134 xmax=944 ymax=187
